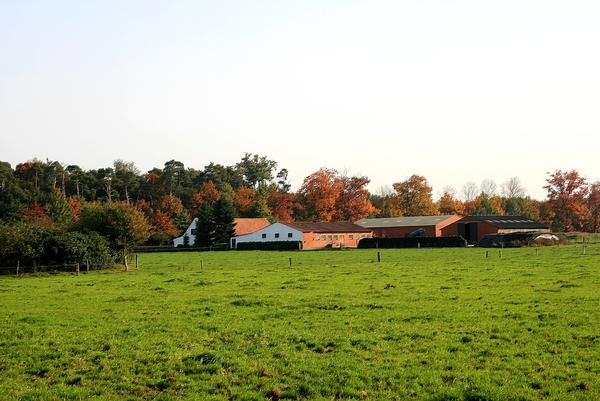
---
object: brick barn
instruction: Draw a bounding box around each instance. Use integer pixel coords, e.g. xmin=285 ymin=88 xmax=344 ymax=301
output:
xmin=354 ymin=215 xmax=461 ymax=238
xmin=230 ymin=221 xmax=373 ymax=250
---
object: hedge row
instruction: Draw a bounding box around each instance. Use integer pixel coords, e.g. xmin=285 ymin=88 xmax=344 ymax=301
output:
xmin=358 ymin=236 xmax=467 ymax=249
xmin=236 ymin=241 xmax=303 ymax=251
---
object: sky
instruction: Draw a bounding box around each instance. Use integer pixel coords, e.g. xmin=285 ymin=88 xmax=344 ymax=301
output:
xmin=1 ymin=0 xmax=599 ymax=200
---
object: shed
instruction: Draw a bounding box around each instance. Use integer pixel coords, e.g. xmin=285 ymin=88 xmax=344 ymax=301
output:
xmin=445 ymin=215 xmax=550 ymax=244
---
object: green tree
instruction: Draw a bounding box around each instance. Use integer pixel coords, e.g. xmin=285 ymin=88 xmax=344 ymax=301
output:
xmin=236 ymin=153 xmax=278 ymax=189
xmin=78 ymin=202 xmax=150 ymax=269
xmin=194 ymin=203 xmax=215 ymax=247
xmin=213 ymin=194 xmax=237 ymax=244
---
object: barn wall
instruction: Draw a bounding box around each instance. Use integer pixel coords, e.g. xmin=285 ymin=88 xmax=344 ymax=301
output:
xmin=302 ymin=232 xmax=371 ymax=249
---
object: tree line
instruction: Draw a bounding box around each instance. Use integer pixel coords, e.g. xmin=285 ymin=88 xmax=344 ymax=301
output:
xmin=1 ymin=154 xmax=598 ymax=268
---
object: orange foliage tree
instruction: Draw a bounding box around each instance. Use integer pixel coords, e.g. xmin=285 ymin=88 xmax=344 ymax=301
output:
xmin=585 ymin=181 xmax=600 ymax=233
xmin=298 ymin=168 xmax=344 ymax=222
xmin=334 ymin=174 xmax=377 ymax=221
xmin=436 ymin=189 xmax=465 ymax=215
xmin=543 ymin=169 xmax=588 ymax=232
xmin=267 ymin=191 xmax=301 ymax=222
xmin=234 ymin=186 xmax=255 ymax=217
xmin=392 ymin=175 xmax=439 ymax=216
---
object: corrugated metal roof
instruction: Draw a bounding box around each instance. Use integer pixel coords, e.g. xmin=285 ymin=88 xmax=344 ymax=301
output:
xmin=468 ymin=215 xmax=549 ymax=230
xmin=280 ymin=221 xmax=372 ymax=233
xmin=354 ymin=215 xmax=459 ymax=228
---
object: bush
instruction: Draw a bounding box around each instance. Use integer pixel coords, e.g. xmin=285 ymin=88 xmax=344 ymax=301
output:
xmin=0 ymin=222 xmax=115 ymax=269
xmin=358 ymin=236 xmax=467 ymax=249
xmin=236 ymin=241 xmax=303 ymax=251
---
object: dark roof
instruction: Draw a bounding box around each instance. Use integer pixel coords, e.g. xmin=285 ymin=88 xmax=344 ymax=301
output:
xmin=280 ymin=221 xmax=372 ymax=233
xmin=467 ymin=215 xmax=549 ymax=230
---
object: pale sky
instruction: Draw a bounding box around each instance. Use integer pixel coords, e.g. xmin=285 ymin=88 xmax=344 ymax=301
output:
xmin=1 ymin=1 xmax=599 ymax=200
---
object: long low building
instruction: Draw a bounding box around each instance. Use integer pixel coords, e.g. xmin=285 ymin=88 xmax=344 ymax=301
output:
xmin=230 ymin=221 xmax=373 ymax=250
xmin=354 ymin=215 xmax=461 ymax=238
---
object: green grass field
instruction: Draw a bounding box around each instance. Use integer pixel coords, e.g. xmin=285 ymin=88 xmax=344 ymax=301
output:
xmin=1 ymin=245 xmax=599 ymax=400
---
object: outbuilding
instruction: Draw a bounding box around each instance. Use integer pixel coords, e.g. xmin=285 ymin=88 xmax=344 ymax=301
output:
xmin=444 ymin=215 xmax=550 ymax=244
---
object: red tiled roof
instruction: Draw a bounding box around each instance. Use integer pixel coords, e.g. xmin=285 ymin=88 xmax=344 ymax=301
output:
xmin=234 ymin=218 xmax=271 ymax=236
xmin=280 ymin=221 xmax=372 ymax=233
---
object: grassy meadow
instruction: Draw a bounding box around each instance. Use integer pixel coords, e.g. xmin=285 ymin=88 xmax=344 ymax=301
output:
xmin=0 ymin=245 xmax=599 ymax=400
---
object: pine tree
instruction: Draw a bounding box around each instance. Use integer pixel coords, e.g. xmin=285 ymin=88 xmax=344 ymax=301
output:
xmin=194 ymin=203 xmax=215 ymax=247
xmin=213 ymin=195 xmax=237 ymax=244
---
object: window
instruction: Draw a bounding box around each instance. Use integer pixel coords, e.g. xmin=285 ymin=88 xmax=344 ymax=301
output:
xmin=275 ymin=233 xmax=280 ymax=238
xmin=315 ymin=235 xmax=320 ymax=240
xmin=191 ymin=229 xmax=197 ymax=235
xmin=328 ymin=235 xmax=332 ymax=240
xmin=366 ymin=234 xmax=371 ymax=238
xmin=333 ymin=235 xmax=338 ymax=240
xmin=321 ymin=235 xmax=326 ymax=240
xmin=288 ymin=233 xmax=293 ymax=238
xmin=262 ymin=233 xmax=267 ymax=239
xmin=349 ymin=234 xmax=354 ymax=240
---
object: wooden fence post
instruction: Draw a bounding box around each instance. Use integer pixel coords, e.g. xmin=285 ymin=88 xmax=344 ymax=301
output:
xmin=86 ymin=260 xmax=90 ymax=273
xmin=377 ymin=252 xmax=381 ymax=263
xmin=16 ymin=261 xmax=19 ymax=277
xmin=201 ymin=260 xmax=204 ymax=270
xmin=76 ymin=263 xmax=80 ymax=276
xmin=136 ymin=254 xmax=139 ymax=269
xmin=289 ymin=258 xmax=292 ymax=267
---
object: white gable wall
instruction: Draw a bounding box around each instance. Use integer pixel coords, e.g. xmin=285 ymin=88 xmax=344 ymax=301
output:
xmin=231 ymin=222 xmax=302 ymax=249
xmin=173 ymin=219 xmax=197 ymax=247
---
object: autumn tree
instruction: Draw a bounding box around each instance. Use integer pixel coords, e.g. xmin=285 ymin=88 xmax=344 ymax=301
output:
xmin=150 ymin=210 xmax=180 ymax=245
xmin=372 ymin=186 xmax=402 ymax=218
xmin=78 ymin=202 xmax=151 ymax=269
xmin=298 ymin=168 xmax=344 ymax=222
xmin=334 ymin=173 xmax=377 ymax=221
xmin=543 ymin=169 xmax=588 ymax=232
xmin=234 ymin=186 xmax=255 ymax=217
xmin=267 ymin=191 xmax=300 ymax=222
xmin=585 ymin=181 xmax=600 ymax=233
xmin=392 ymin=175 xmax=438 ymax=216
xmin=436 ymin=187 xmax=465 ymax=215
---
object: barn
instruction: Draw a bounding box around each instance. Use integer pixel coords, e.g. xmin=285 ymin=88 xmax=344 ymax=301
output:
xmin=442 ymin=215 xmax=550 ymax=244
xmin=230 ymin=221 xmax=373 ymax=250
xmin=354 ymin=215 xmax=461 ymax=238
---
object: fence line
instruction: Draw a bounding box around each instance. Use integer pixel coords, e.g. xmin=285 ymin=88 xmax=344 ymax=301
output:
xmin=0 ymin=263 xmax=112 ymax=276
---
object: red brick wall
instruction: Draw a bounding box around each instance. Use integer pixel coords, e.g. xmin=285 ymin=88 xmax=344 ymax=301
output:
xmin=301 ymin=232 xmax=371 ymax=249
xmin=371 ymin=226 xmax=437 ymax=238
